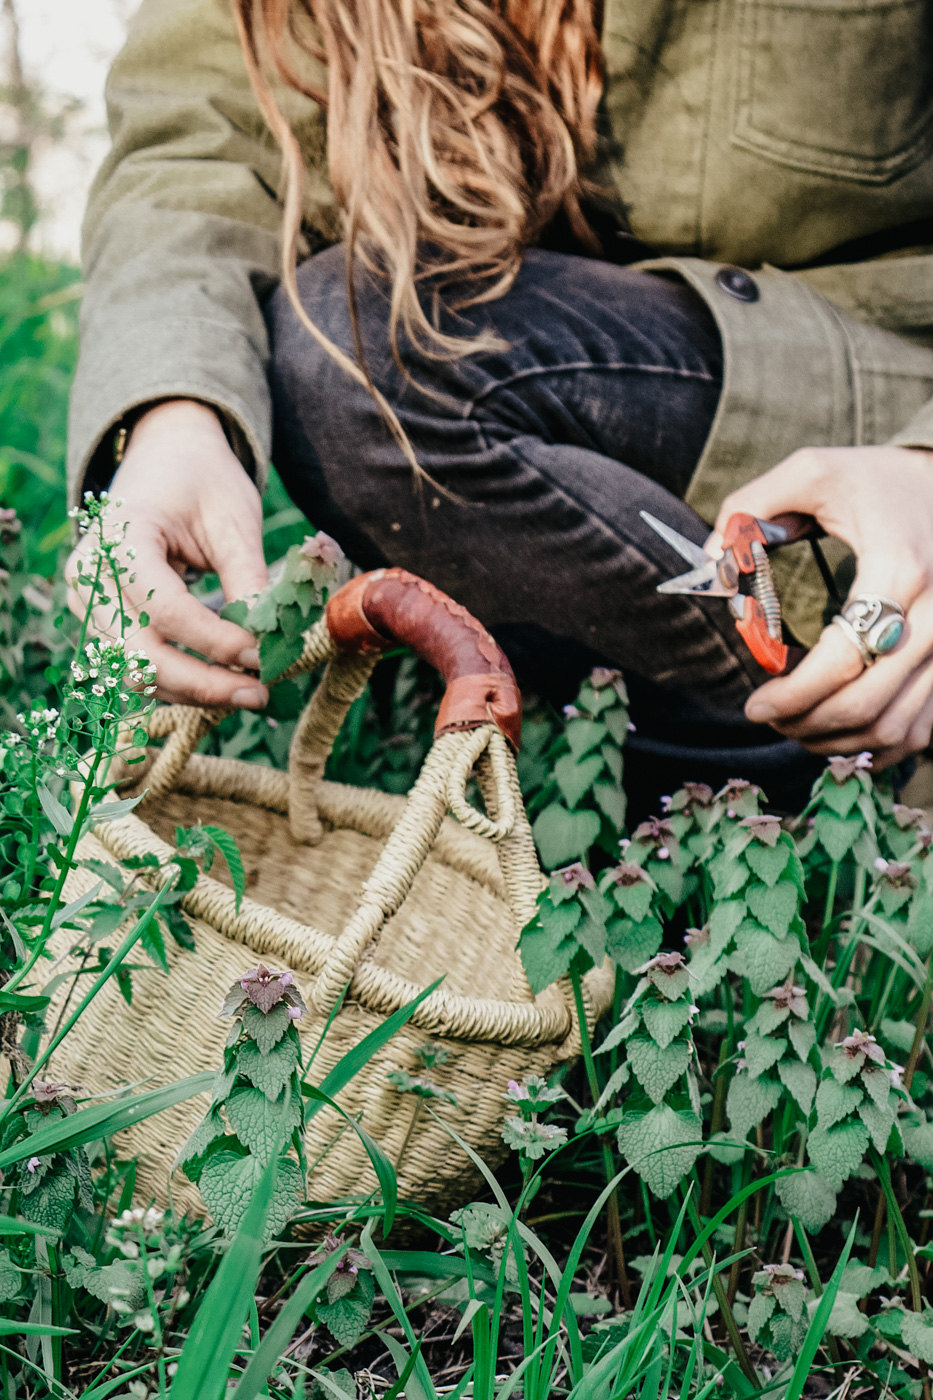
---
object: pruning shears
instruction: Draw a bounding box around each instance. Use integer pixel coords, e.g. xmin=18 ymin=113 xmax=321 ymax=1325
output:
xmin=641 ymin=509 xmax=835 ymax=675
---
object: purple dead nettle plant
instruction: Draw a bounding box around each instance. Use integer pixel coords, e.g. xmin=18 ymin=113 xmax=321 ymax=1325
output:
xmin=501 ymin=1073 xmax=568 ymax=1170
xmin=175 ymin=965 xmax=309 ymax=1243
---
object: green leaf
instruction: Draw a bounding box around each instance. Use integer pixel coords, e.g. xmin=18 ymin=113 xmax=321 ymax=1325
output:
xmin=592 ymin=781 xmax=626 ymax=832
xmin=226 ymin=1087 xmax=302 ymax=1164
xmin=819 ymin=778 xmax=859 ymax=818
xmin=565 ymin=718 xmax=608 ymax=760
xmin=242 ymin=1004 xmax=291 ymax=1055
xmin=37 ymin=782 xmax=72 ymax=837
xmin=220 ymin=599 xmax=249 ymax=628
xmin=908 ymin=892 xmax=933 ymax=956
xmin=728 ymin=928 xmax=798 ymax=996
xmin=553 ymin=752 xmax=604 ymax=809
xmin=778 ymin=1059 xmax=817 ymax=1115
xmin=518 ymin=923 xmax=579 ymax=995
xmin=775 ymin=1171 xmax=837 ymax=1235
xmin=606 ymin=915 xmax=662 ymax=974
xmin=727 ymin=1072 xmax=782 ymax=1141
xmin=198 ymin=1151 xmax=304 ymax=1243
xmin=0 ymin=1250 xmax=20 ymax=1303
xmin=839 ymin=1262 xmax=890 ymax=1298
xmin=745 ymin=881 xmax=800 ymax=937
xmin=201 ymin=826 xmax=246 ymax=912
xmin=62 ymin=1246 xmax=146 ymax=1310
xmin=616 ymin=1104 xmax=702 ymax=1199
xmin=532 ymin=804 xmax=600 ymax=870
xmin=237 ymin=1038 xmax=298 ymax=1102
xmin=815 ymin=1077 xmax=864 ymax=1131
xmin=175 ymin=1108 xmax=226 ymax=1182
xmin=746 ymin=1291 xmax=776 ymax=1343
xmin=317 ymin=1269 xmax=375 ymax=1349
xmin=743 ymin=1031 xmax=786 ymax=1080
xmin=807 ymin=1118 xmax=869 ymax=1188
xmin=900 ymin=1308 xmax=933 ymax=1364
xmin=259 ymin=629 xmax=304 ymax=682
xmin=788 ymin=1018 xmax=816 ymax=1063
xmin=627 ymin=1035 xmax=690 ymax=1104
xmin=858 ymin=1099 xmax=894 ymax=1155
xmin=744 ymin=841 xmax=791 ymax=887
xmin=20 ymin=1168 xmax=75 ymax=1231
xmin=611 ymin=879 xmax=655 ymax=924
xmin=641 ymin=999 xmax=693 ymax=1050
xmin=900 ymin=1111 xmax=933 ymax=1170
xmin=814 ymin=811 xmax=864 ymax=862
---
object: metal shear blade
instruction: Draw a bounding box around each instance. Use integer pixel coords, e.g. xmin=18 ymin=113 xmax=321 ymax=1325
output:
xmin=639 ymin=510 xmax=735 ymax=598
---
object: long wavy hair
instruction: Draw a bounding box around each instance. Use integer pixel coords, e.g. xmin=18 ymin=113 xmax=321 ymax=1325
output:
xmin=232 ymin=0 xmax=604 ymax=470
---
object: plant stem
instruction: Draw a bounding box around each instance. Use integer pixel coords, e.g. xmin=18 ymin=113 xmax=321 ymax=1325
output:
xmin=727 ymin=1158 xmax=750 ymax=1308
xmin=569 ymin=967 xmax=630 ymax=1308
xmin=813 ymin=859 xmax=840 ymax=966
xmin=794 ymin=1218 xmax=843 ymax=1368
xmin=684 ymin=1192 xmax=757 ymax=1385
xmin=904 ymin=954 xmax=933 ymax=1092
xmin=701 ymin=1042 xmax=730 ymax=1218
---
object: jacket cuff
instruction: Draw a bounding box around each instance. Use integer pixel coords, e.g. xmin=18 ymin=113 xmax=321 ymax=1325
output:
xmin=889 ymin=397 xmax=933 ymax=454
xmin=67 ymin=315 xmax=272 ymax=508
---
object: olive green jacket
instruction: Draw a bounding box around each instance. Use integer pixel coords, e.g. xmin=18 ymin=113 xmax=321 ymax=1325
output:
xmin=70 ymin=0 xmax=933 ymax=642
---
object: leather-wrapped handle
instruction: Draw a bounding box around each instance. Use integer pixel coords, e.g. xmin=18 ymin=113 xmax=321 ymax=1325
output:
xmin=326 ymin=568 xmax=522 ymax=751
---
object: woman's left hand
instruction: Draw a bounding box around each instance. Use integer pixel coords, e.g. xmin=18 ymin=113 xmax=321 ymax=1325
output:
xmin=711 ymin=444 xmax=933 ymax=769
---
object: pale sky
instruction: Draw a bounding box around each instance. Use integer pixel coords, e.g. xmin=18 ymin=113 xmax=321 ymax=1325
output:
xmin=17 ymin=0 xmax=134 ymax=259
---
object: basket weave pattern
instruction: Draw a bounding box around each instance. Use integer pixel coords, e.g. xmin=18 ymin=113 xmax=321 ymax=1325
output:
xmin=47 ymin=609 xmax=613 ymax=1216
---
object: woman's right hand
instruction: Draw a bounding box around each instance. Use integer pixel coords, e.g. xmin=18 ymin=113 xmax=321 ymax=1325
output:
xmin=66 ymin=399 xmax=271 ymax=709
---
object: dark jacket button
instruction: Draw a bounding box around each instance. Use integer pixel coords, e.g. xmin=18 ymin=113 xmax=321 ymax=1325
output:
xmin=715 ymin=266 xmax=760 ymax=303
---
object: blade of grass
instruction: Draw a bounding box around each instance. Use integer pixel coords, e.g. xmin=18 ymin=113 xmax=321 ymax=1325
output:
xmin=309 ymin=978 xmax=443 ymax=1111
xmin=168 ymin=1154 xmax=278 ymax=1400
xmin=301 ymin=1083 xmax=397 ymax=1233
xmin=783 ymin=1219 xmax=856 ymax=1400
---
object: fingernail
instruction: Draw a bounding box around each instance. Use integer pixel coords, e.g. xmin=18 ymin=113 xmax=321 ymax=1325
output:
xmin=231 ymin=686 xmax=267 ymax=709
xmin=746 ymin=701 xmax=777 ymax=723
xmin=237 ymin=646 xmax=260 ymax=670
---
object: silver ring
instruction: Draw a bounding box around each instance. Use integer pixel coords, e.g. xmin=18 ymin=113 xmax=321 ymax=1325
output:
xmin=832 ymin=594 xmax=905 ymax=665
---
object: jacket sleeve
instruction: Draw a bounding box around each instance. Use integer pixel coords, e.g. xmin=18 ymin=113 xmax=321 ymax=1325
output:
xmin=68 ymin=0 xmax=338 ymax=505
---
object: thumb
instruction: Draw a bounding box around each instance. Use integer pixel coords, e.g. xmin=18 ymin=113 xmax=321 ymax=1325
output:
xmin=711 ymin=451 xmax=829 ymax=545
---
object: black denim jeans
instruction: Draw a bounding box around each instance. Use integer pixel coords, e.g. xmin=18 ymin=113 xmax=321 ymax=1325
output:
xmin=266 ymin=246 xmax=824 ymax=811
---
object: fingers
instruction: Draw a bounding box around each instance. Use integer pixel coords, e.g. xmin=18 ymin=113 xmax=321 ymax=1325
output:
xmin=745 ymin=624 xmax=865 ymax=726
xmin=712 ymin=449 xmax=831 ymax=544
xmin=133 ymin=635 xmax=268 ymax=709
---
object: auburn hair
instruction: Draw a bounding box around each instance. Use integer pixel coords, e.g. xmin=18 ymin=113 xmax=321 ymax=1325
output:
xmin=232 ymin=0 xmax=604 ymax=469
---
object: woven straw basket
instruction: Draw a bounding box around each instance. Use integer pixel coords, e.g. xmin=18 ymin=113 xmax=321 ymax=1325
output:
xmin=47 ymin=568 xmax=613 ymax=1217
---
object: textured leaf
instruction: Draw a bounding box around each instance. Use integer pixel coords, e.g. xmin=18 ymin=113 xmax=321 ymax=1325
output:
xmin=807 ymin=1119 xmax=869 ymax=1188
xmin=839 ymin=1262 xmax=890 ymax=1298
xmin=554 ymin=752 xmax=604 ymax=810
xmin=744 ymin=841 xmax=791 ymax=887
xmin=242 ymin=1004 xmax=291 ymax=1055
xmin=744 ymin=1031 xmax=786 ymax=1080
xmin=532 ymin=804 xmax=601 ymax=870
xmin=819 ymin=779 xmax=859 ymax=818
xmin=0 ymin=1251 xmax=20 ymax=1303
xmin=788 ymin=1018 xmax=816 ymax=1063
xmin=259 ymin=630 xmax=304 ymax=682
xmin=237 ymin=1038 xmax=299 ymax=1102
xmin=226 ymin=1087 xmax=303 ymax=1164
xmin=814 ymin=811 xmax=863 ymax=861
xmin=592 ymin=781 xmax=626 ymax=832
xmin=708 ymin=899 xmax=745 ymax=952
xmin=616 ymin=1104 xmax=702 ymax=1199
xmin=727 ymin=1072 xmax=782 ymax=1141
xmin=815 ymin=1078 xmax=863 ymax=1131
xmin=606 ymin=915 xmax=662 ymax=974
xmin=538 ymin=899 xmax=581 ymax=941
xmin=745 ymin=881 xmax=800 ymax=937
xmin=860 ymin=1065 xmax=892 ymax=1114
xmin=62 ymin=1246 xmax=146 ymax=1310
xmin=316 ymin=1269 xmax=375 ymax=1349
xmin=641 ymin=999 xmax=693 ymax=1050
xmin=564 ymin=718 xmax=607 ymax=761
xmin=858 ymin=1099 xmax=895 ymax=1155
xmin=778 ymin=1059 xmax=817 ymax=1115
xmin=764 ymin=1310 xmax=807 ymax=1361
xmin=627 ymin=1036 xmax=689 ymax=1104
xmin=20 ymin=1168 xmax=74 ymax=1231
xmin=199 ymin=1151 xmax=304 ymax=1242
xmin=901 ymin=1308 xmax=933 ymax=1364
xmin=901 ymin=1112 xmax=933 ymax=1170
xmin=776 ymin=1171 xmax=837 ymax=1234
xmin=518 ymin=923 xmax=579 ymax=994
xmin=728 ymin=929 xmax=798 ymax=996
xmin=908 ymin=892 xmax=933 ymax=956
xmin=612 ymin=880 xmax=654 ymax=924
xmin=775 ymin=1276 xmax=808 ymax=1322
xmin=747 ymin=1291 xmax=775 ymax=1343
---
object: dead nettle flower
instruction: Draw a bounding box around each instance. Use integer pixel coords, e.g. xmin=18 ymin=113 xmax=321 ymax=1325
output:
xmin=837 ymin=1028 xmax=885 ymax=1067
xmin=29 ymin=1081 xmax=85 ymax=1115
xmin=503 ymin=1073 xmax=563 ymax=1108
xmin=684 ymin=925 xmax=709 ymax=949
xmin=755 ymin=1263 xmax=806 ymax=1293
xmin=308 ymin=1232 xmax=372 ymax=1302
xmin=739 ymin=814 xmax=783 ymax=847
xmin=589 ymin=666 xmax=629 ymax=703
xmin=873 ymin=857 xmax=917 ymax=889
xmin=661 ymin=782 xmax=715 ymax=815
xmin=26 ymin=1157 xmax=41 ymax=1174
xmin=893 ymin=804 xmax=929 ymax=833
xmin=220 ymin=964 xmax=307 ymax=1019
xmin=636 ymin=950 xmax=692 ymax=999
xmin=631 ymin=816 xmax=677 ymax=859
xmin=607 ymin=861 xmax=656 ymax=889
xmin=554 ymin=863 xmax=595 ymax=893
xmin=0 ymin=508 xmax=21 ymax=542
xmin=764 ymin=977 xmax=808 ymax=1019
xmin=562 ymin=704 xmax=583 ymax=719
xmin=826 ymin=752 xmax=872 ymax=784
xmin=300 ymin=531 xmax=344 ymax=570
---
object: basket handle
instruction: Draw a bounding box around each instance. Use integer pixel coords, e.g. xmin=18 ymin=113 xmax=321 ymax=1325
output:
xmin=286 ymin=568 xmax=522 ymax=841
